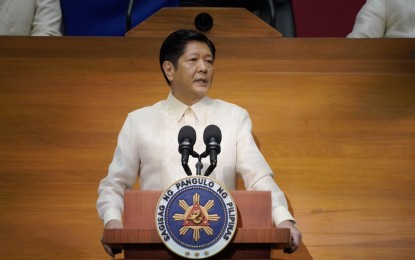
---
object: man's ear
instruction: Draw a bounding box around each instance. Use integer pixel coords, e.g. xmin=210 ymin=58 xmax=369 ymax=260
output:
xmin=162 ymin=61 xmax=174 ymax=82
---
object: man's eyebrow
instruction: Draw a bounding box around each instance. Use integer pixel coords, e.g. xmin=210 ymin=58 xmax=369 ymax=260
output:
xmin=185 ymin=52 xmax=213 ymax=58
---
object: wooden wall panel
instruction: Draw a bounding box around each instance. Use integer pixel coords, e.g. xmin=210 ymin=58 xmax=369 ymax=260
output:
xmin=0 ymin=37 xmax=414 ymax=259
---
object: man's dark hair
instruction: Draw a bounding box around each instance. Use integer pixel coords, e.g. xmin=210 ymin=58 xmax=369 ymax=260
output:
xmin=159 ymin=29 xmax=216 ymax=85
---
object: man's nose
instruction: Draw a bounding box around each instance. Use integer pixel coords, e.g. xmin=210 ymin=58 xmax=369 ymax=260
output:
xmin=198 ymin=60 xmax=208 ymax=72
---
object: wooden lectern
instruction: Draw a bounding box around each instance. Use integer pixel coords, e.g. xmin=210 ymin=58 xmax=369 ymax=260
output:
xmin=102 ymin=190 xmax=291 ymax=259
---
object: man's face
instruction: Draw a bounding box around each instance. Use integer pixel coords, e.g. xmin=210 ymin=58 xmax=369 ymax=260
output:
xmin=164 ymin=41 xmax=214 ymax=105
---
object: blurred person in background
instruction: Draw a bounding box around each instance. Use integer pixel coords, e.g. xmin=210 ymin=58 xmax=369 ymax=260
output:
xmin=0 ymin=0 xmax=62 ymax=36
xmin=348 ymin=0 xmax=415 ymax=38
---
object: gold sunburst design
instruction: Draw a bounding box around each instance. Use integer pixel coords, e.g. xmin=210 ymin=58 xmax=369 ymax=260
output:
xmin=173 ymin=193 xmax=220 ymax=241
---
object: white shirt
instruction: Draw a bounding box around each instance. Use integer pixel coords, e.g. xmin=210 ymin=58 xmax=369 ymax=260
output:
xmin=0 ymin=0 xmax=62 ymax=36
xmin=347 ymin=0 xmax=415 ymax=38
xmin=97 ymin=93 xmax=294 ymax=226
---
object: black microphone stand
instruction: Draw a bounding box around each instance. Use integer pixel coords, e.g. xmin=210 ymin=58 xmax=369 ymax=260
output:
xmin=182 ymin=151 xmax=203 ymax=176
xmin=126 ymin=0 xmax=135 ymax=32
xmin=194 ymin=152 xmax=207 ymax=176
xmin=181 ymin=149 xmax=217 ymax=176
xmin=182 ymin=151 xmax=211 ymax=176
xmin=195 ymin=158 xmax=203 ymax=175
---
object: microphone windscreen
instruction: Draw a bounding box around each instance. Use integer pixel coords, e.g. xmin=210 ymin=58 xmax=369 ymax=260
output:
xmin=178 ymin=125 xmax=197 ymax=144
xmin=203 ymin=125 xmax=222 ymax=144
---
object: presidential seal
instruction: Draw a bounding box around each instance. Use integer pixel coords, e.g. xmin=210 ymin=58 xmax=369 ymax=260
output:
xmin=155 ymin=176 xmax=238 ymax=259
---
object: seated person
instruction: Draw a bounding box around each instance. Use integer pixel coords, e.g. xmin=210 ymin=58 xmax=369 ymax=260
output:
xmin=348 ymin=0 xmax=415 ymax=38
xmin=0 ymin=0 xmax=62 ymax=36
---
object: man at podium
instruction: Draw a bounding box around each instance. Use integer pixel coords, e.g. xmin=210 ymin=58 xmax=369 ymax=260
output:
xmin=97 ymin=29 xmax=302 ymax=257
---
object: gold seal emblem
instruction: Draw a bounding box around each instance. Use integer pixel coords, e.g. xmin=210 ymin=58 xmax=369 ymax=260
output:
xmin=173 ymin=193 xmax=220 ymax=241
xmin=156 ymin=176 xmax=238 ymax=259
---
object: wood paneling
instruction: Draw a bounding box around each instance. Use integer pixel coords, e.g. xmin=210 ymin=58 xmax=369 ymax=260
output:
xmin=0 ymin=36 xmax=414 ymax=259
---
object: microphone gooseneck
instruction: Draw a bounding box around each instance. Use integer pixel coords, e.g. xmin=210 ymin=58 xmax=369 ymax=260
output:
xmin=178 ymin=126 xmax=197 ymax=176
xmin=203 ymin=125 xmax=222 ymax=176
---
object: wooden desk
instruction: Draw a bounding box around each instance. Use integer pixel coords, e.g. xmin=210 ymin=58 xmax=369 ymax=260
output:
xmin=126 ymin=7 xmax=282 ymax=38
xmin=0 ymin=37 xmax=414 ymax=259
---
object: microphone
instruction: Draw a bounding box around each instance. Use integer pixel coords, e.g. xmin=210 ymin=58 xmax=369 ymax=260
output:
xmin=203 ymin=125 xmax=222 ymax=176
xmin=194 ymin=12 xmax=213 ymax=32
xmin=178 ymin=125 xmax=197 ymax=176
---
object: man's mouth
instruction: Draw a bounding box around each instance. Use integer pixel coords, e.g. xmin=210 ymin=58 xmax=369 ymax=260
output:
xmin=195 ymin=78 xmax=207 ymax=83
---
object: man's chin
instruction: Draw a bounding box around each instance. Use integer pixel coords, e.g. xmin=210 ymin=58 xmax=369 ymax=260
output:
xmin=193 ymin=85 xmax=210 ymax=95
